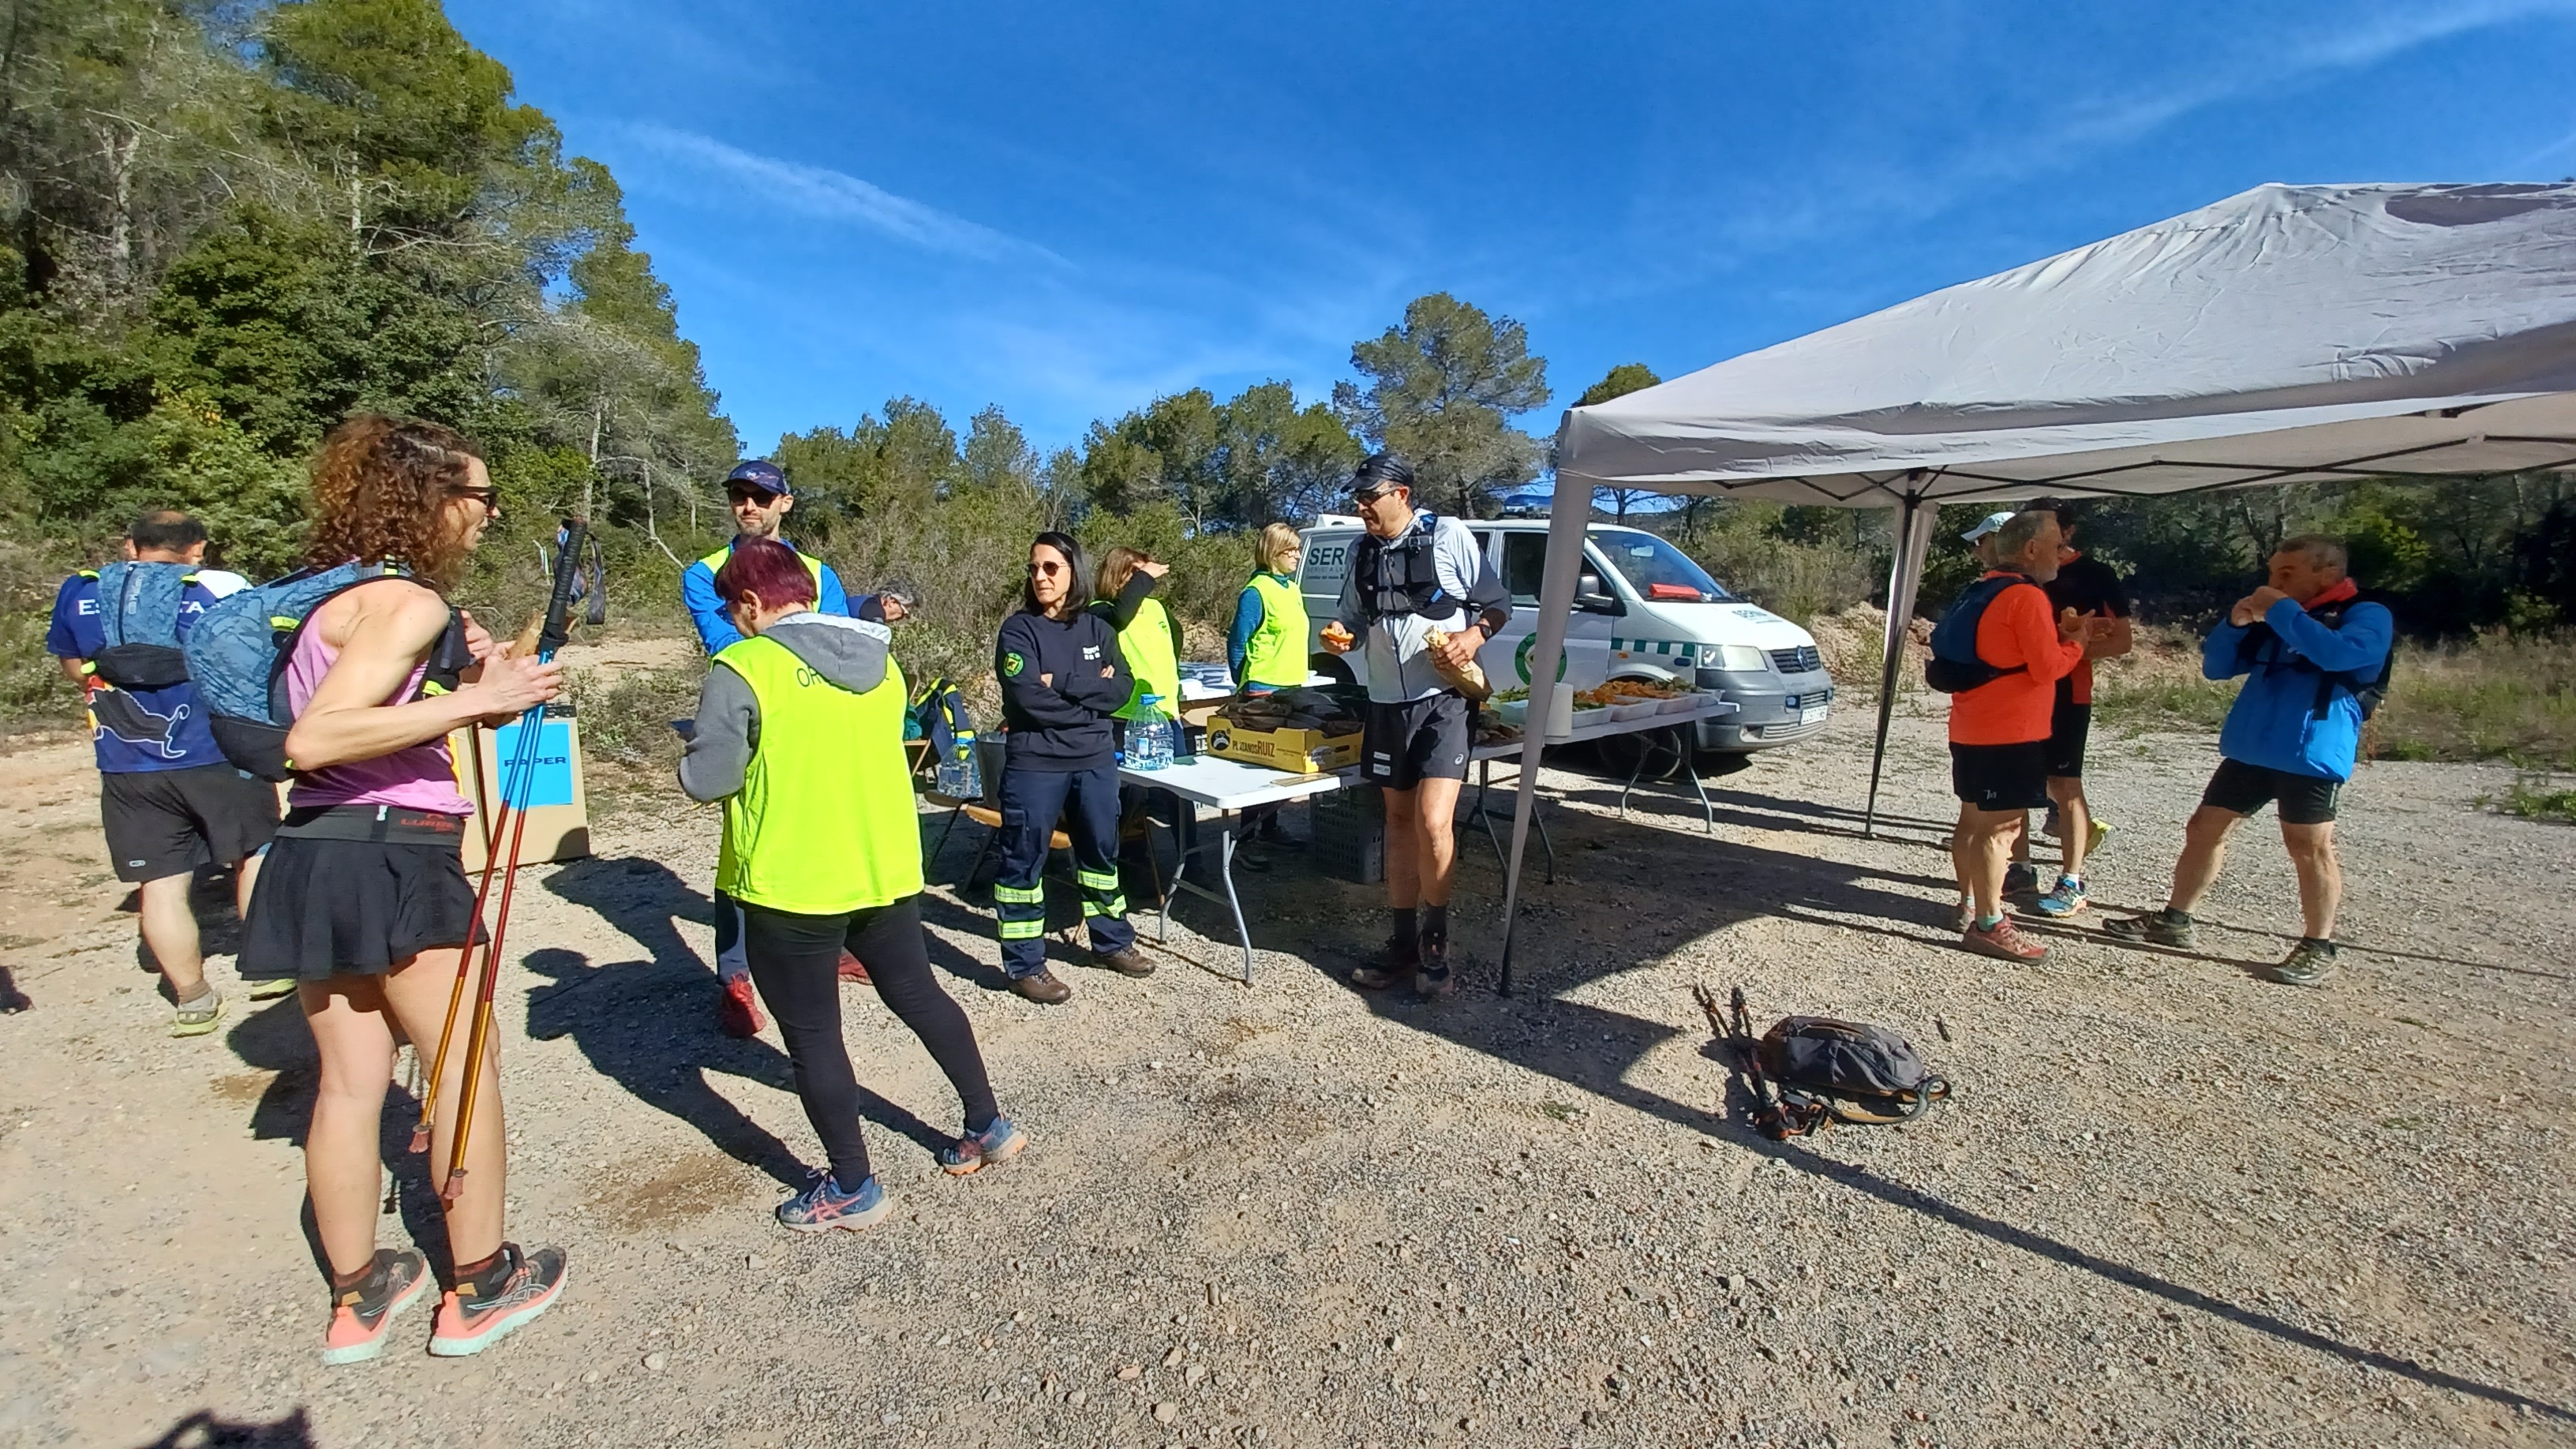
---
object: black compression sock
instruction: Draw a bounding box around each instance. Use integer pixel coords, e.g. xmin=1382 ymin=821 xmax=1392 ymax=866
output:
xmin=1423 ymin=903 xmax=1449 ymax=944
xmin=1391 ymin=908 xmax=1418 ymax=953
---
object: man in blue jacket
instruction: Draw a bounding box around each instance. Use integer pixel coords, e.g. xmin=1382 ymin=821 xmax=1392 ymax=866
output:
xmin=681 ymin=459 xmax=859 ymax=1035
xmin=2106 ymin=535 xmax=2392 ymax=986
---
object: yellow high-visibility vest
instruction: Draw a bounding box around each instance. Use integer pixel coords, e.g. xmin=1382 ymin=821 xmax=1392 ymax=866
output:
xmin=1241 ymin=572 xmax=1308 ymax=688
xmin=712 ymin=634 xmax=921 ymax=915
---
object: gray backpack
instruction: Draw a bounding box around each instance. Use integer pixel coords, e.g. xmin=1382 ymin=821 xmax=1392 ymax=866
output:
xmin=1702 ymin=986 xmax=1949 ymax=1139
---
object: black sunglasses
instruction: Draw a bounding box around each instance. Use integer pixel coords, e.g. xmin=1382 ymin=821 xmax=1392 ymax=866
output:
xmin=727 ymin=487 xmax=784 ymax=504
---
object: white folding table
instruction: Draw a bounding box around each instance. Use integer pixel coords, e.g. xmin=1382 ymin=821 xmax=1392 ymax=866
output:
xmin=1119 ymin=754 xmax=1342 ymax=983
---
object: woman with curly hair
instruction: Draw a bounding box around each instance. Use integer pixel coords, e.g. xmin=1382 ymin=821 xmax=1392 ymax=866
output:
xmin=239 ymin=414 xmax=568 ymax=1364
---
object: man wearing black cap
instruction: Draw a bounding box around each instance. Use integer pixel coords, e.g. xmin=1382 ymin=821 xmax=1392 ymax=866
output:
xmin=1322 ymin=454 xmax=1512 ymax=1001
xmin=681 ymin=459 xmax=859 ymax=1037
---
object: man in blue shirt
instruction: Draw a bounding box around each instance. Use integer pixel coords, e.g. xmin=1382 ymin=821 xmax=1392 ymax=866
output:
xmin=2106 ymin=535 xmax=2394 ymax=987
xmin=680 ymin=459 xmax=859 ymax=1036
xmin=47 ymin=511 xmax=283 ymax=1036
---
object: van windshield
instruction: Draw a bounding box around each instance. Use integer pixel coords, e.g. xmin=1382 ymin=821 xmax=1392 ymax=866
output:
xmin=1593 ymin=530 xmax=1732 ymax=602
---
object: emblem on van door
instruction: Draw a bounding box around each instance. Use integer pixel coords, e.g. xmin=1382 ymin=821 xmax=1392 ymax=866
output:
xmin=1513 ymin=632 xmax=1570 ymax=685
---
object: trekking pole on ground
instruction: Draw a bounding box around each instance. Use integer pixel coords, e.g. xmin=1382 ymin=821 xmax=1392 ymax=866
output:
xmin=417 ymin=523 xmax=590 ymax=1199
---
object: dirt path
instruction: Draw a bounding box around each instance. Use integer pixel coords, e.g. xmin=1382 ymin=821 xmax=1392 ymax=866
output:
xmin=2 ymin=707 xmax=2570 ymax=1449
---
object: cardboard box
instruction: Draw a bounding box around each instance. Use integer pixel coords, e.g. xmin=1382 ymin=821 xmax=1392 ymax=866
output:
xmin=1205 ymin=718 xmax=1362 ymax=773
xmin=447 ymin=710 xmax=591 ymax=872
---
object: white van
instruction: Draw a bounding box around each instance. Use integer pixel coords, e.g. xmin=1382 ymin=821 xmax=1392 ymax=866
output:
xmin=1297 ymin=516 xmax=1835 ymax=757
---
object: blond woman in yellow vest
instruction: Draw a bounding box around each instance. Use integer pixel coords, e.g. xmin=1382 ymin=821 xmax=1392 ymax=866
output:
xmin=679 ymin=539 xmax=1024 ymax=1233
xmin=1227 ymin=523 xmax=1311 ymax=849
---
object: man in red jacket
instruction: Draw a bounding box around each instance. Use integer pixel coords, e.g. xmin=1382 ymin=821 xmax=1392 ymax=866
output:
xmin=1949 ymin=509 xmax=2093 ymax=962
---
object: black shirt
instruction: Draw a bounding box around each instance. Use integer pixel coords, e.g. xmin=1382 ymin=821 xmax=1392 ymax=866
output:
xmin=994 ymin=608 xmax=1132 ymax=772
xmin=2045 ymin=552 xmax=2129 ymax=702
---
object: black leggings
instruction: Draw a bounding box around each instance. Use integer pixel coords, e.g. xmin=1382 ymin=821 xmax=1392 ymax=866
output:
xmin=738 ymin=893 xmax=999 ymax=1188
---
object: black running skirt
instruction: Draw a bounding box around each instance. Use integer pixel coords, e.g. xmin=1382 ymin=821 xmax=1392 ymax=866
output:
xmin=240 ymin=829 xmax=487 ymax=981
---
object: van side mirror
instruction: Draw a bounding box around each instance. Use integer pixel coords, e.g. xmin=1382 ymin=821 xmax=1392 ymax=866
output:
xmin=1574 ymin=571 xmax=1621 ymax=614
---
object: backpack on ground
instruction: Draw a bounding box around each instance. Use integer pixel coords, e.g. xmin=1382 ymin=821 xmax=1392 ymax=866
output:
xmin=2233 ymin=594 xmax=2395 ymax=722
xmin=182 ymin=562 xmax=470 ymax=781
xmin=1698 ymin=985 xmax=1950 ymax=1140
xmin=1923 ymin=573 xmax=2036 ymax=694
xmin=88 ymin=560 xmax=195 ymax=690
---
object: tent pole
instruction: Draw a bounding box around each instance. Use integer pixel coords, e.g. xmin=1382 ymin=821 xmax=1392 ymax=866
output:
xmin=1863 ymin=492 xmax=1933 ymax=837
xmin=1497 ymin=463 xmax=1593 ymax=997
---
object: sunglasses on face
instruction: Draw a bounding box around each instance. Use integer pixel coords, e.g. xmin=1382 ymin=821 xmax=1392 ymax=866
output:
xmin=451 ymin=487 xmax=498 ymax=510
xmin=727 ymin=489 xmax=783 ymax=505
xmin=1354 ymin=488 xmax=1398 ymax=507
xmin=1027 ymin=561 xmax=1067 ymax=576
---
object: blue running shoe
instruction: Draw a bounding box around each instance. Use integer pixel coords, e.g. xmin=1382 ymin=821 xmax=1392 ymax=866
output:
xmin=777 ymin=1172 xmax=893 ymax=1233
xmin=940 ymin=1116 xmax=1029 ymax=1176
xmin=2033 ymin=874 xmax=2087 ymax=919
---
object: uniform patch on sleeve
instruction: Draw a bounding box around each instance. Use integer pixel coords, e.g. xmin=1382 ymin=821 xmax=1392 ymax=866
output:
xmin=1002 ymin=651 xmax=1026 ymax=677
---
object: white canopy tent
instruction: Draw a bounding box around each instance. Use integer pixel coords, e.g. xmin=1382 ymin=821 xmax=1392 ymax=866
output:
xmin=1499 ymin=181 xmax=2576 ymax=993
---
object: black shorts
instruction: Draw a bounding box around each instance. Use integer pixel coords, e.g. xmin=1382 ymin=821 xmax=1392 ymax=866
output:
xmin=2200 ymin=758 xmax=2341 ymax=826
xmin=1361 ymin=694 xmax=1472 ymax=790
xmin=98 ymin=763 xmax=280 ymax=883
xmin=1950 ymin=740 xmax=2050 ymax=812
xmin=240 ymin=811 xmax=486 ymax=981
xmin=2046 ymin=685 xmax=2092 ymax=780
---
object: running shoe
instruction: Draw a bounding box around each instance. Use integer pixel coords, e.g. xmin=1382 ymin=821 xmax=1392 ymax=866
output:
xmin=2032 ymin=874 xmax=2087 ymax=919
xmin=717 ymin=975 xmax=764 ymax=1038
xmin=836 ymin=950 xmax=871 ymax=986
xmin=2264 ymin=938 xmax=2338 ymax=987
xmin=1413 ymin=934 xmax=1455 ymax=1001
xmin=2087 ymin=818 xmax=2113 ymax=856
xmin=245 ymin=975 xmax=299 ymax=1002
xmin=170 ymin=989 xmax=224 ymax=1038
xmin=777 ymin=1171 xmax=893 ymax=1233
xmin=427 ymin=1242 xmax=567 ymax=1357
xmin=1350 ymin=938 xmax=1419 ymax=991
xmin=2002 ymin=862 xmax=2042 ymax=897
xmin=319 ymin=1249 xmax=429 ymax=1365
xmin=1962 ymin=916 xmax=2050 ymax=963
xmin=2102 ymin=908 xmax=2196 ymax=949
xmin=939 ymin=1116 xmax=1029 ymax=1176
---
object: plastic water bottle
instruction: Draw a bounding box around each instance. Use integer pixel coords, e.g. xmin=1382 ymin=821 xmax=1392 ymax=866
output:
xmin=938 ymin=728 xmax=983 ymax=798
xmin=1129 ymin=696 xmax=1174 ymax=771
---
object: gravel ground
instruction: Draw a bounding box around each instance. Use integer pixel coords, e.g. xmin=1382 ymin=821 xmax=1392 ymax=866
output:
xmin=1 ymin=701 xmax=2570 ymax=1449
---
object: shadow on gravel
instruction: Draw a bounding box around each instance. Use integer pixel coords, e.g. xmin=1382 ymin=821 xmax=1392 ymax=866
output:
xmin=522 ymin=943 xmax=955 ymax=1184
xmin=0 ymin=965 xmax=27 ymax=1012
xmin=136 ymin=1408 xmax=316 ymax=1447
xmin=1297 ymin=825 xmax=2575 ymax=1428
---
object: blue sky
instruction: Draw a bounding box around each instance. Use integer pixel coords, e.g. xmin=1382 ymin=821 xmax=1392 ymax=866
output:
xmin=448 ymin=0 xmax=2576 ymax=459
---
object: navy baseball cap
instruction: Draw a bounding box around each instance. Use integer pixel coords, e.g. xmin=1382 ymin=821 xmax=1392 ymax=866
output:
xmin=725 ymin=459 xmax=790 ymax=496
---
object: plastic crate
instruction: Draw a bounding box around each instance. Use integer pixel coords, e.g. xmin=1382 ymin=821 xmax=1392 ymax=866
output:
xmin=1310 ymin=781 xmax=1385 ymax=885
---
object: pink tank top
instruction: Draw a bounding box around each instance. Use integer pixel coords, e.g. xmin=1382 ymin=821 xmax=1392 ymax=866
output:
xmin=283 ymin=623 xmax=476 ymax=816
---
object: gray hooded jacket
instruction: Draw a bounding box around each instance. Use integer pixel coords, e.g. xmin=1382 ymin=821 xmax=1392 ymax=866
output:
xmin=678 ymin=610 xmax=895 ymax=802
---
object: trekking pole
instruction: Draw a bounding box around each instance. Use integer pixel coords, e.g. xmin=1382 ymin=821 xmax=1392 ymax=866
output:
xmin=409 ymin=640 xmax=547 ymax=1155
xmin=439 ymin=520 xmax=589 ymax=1204
xmin=422 ymin=523 xmax=590 ymax=1197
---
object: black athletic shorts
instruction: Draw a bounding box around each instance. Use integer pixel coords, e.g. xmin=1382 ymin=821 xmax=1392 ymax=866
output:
xmin=2046 ymin=682 xmax=2092 ymax=780
xmin=1361 ymin=693 xmax=1473 ymax=790
xmin=239 ymin=807 xmax=485 ymax=981
xmin=98 ymin=763 xmax=280 ymax=883
xmin=2200 ymin=758 xmax=2341 ymax=826
xmin=1950 ymin=740 xmax=2050 ymax=812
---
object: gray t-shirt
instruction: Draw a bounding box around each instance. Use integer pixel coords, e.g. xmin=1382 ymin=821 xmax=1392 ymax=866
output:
xmin=1332 ymin=512 xmax=1495 ymax=704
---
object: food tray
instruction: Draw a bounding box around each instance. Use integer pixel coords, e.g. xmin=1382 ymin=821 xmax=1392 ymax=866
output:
xmin=1608 ymin=701 xmax=1661 ymax=722
xmin=1492 ymin=698 xmax=1530 ymax=725
xmin=1657 ymin=693 xmax=1699 ymax=714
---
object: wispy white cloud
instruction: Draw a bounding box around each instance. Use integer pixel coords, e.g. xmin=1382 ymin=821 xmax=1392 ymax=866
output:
xmin=623 ymin=122 xmax=1061 ymax=265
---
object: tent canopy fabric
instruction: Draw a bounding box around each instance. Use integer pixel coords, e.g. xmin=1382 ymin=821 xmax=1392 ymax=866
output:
xmin=1553 ymin=183 xmax=2576 ymax=507
xmin=1498 ymin=182 xmax=2576 ymax=993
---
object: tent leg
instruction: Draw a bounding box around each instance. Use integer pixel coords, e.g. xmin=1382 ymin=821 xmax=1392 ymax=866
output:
xmin=1863 ymin=495 xmax=1932 ymax=838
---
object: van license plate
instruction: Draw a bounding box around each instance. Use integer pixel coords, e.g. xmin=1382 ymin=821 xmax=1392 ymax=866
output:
xmin=1799 ymin=706 xmax=1829 ymax=724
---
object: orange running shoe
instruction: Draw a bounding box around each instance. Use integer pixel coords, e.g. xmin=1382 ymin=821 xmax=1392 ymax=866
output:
xmin=428 ymin=1242 xmax=567 ymax=1357
xmin=320 ymin=1249 xmax=429 ymax=1365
